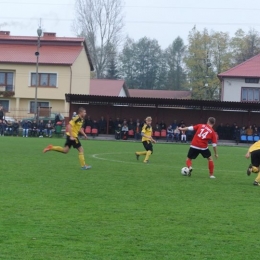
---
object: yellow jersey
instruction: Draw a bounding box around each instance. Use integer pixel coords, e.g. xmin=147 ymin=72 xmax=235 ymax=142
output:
xmin=141 ymin=124 xmax=152 ymax=142
xmin=249 ymin=140 xmax=260 ymax=153
xmin=66 ymin=115 xmax=84 ymax=138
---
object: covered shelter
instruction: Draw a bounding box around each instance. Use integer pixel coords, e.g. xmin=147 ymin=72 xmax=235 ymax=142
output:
xmin=65 ymin=94 xmax=260 ymax=133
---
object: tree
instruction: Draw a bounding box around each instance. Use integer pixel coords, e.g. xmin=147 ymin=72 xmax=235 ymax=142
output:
xmin=164 ymin=37 xmax=187 ymax=90
xmin=73 ymin=0 xmax=124 ymax=78
xmin=119 ymin=37 xmax=166 ymax=89
xmin=185 ymin=27 xmax=231 ymax=100
xmin=230 ymin=29 xmax=260 ymax=65
xmin=106 ymin=54 xmax=119 ymax=79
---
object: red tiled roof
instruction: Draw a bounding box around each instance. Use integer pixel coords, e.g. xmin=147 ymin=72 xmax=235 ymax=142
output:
xmin=90 ymin=79 xmax=129 ymax=96
xmin=0 ymin=32 xmax=94 ymax=69
xmin=0 ymin=44 xmax=83 ymax=65
xmin=218 ymin=53 xmax=260 ymax=78
xmin=128 ymin=89 xmax=191 ymax=99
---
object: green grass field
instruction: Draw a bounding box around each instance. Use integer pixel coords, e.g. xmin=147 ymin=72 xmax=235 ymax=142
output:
xmin=1 ymin=137 xmax=260 ymax=260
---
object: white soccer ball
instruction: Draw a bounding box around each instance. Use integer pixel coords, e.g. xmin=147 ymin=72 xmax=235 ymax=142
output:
xmin=181 ymin=167 xmax=190 ymax=176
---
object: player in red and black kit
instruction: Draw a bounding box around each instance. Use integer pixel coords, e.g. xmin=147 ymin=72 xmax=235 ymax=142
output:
xmin=178 ymin=117 xmax=218 ymax=179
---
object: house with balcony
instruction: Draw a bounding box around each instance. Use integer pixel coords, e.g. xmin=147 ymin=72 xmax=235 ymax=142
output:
xmin=0 ymin=31 xmax=93 ymax=119
xmin=218 ymin=54 xmax=260 ymax=102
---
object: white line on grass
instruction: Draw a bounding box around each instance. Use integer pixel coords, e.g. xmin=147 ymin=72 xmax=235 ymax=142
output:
xmin=90 ymin=152 xmax=245 ymax=173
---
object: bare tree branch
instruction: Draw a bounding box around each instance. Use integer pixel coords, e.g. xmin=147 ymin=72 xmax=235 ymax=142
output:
xmin=73 ymin=0 xmax=124 ymax=78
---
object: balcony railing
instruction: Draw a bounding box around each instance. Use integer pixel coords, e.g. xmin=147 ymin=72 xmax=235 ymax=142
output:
xmin=0 ymin=85 xmax=14 ymax=91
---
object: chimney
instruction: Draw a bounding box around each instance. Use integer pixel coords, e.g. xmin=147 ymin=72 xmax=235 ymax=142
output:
xmin=43 ymin=32 xmax=56 ymax=37
xmin=0 ymin=31 xmax=10 ymax=35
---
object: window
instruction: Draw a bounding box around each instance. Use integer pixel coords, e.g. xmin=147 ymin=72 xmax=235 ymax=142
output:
xmin=30 ymin=101 xmax=49 ymax=113
xmin=0 ymin=100 xmax=9 ymax=112
xmin=241 ymin=87 xmax=260 ymax=101
xmin=245 ymin=78 xmax=259 ymax=83
xmin=31 ymin=73 xmax=57 ymax=87
xmin=0 ymin=72 xmax=14 ymax=91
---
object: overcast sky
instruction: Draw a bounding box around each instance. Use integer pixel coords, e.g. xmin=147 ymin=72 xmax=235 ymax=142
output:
xmin=1 ymin=0 xmax=260 ymax=48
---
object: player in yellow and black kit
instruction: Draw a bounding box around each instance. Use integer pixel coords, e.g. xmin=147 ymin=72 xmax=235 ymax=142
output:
xmin=43 ymin=107 xmax=91 ymax=170
xmin=245 ymin=140 xmax=260 ymax=185
xmin=135 ymin=116 xmax=156 ymax=163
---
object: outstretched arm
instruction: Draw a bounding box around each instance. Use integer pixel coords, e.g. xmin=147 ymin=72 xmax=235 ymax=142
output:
xmin=245 ymin=148 xmax=251 ymax=158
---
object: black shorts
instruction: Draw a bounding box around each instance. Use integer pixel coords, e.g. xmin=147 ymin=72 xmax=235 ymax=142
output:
xmin=187 ymin=147 xmax=211 ymax=159
xmin=142 ymin=141 xmax=153 ymax=153
xmin=64 ymin=135 xmax=82 ymax=149
xmin=251 ymin=150 xmax=260 ymax=167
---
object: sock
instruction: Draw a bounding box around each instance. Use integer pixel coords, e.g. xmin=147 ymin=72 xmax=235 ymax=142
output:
xmin=79 ymin=152 xmax=86 ymax=167
xmin=51 ymin=146 xmax=64 ymax=153
xmin=144 ymin=150 xmax=151 ymax=162
xmin=208 ymin=160 xmax=214 ymax=175
xmin=186 ymin=158 xmax=192 ymax=168
xmin=136 ymin=151 xmax=147 ymax=155
xmin=252 ymin=166 xmax=259 ymax=173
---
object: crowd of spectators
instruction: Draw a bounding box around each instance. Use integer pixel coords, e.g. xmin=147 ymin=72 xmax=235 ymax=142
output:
xmin=0 ymin=118 xmax=61 ymax=137
xmin=82 ymin=116 xmax=195 ymax=142
xmin=216 ymin=123 xmax=260 ymax=143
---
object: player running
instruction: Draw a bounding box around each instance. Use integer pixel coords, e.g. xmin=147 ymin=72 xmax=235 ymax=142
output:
xmin=178 ymin=117 xmax=218 ymax=178
xmin=135 ymin=116 xmax=156 ymax=163
xmin=245 ymin=141 xmax=260 ymax=186
xmin=43 ymin=107 xmax=91 ymax=170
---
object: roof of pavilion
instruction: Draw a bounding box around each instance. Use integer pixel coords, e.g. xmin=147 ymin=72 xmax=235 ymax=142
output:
xmin=65 ymin=94 xmax=260 ymax=111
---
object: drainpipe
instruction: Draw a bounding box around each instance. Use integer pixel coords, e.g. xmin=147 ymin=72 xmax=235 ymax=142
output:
xmin=69 ymin=66 xmax=72 ymax=118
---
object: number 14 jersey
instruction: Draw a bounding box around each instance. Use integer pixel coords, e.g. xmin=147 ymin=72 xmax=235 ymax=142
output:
xmin=189 ymin=124 xmax=217 ymax=150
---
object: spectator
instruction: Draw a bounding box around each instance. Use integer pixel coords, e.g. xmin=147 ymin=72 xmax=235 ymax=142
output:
xmin=108 ymin=118 xmax=114 ymax=134
xmin=254 ymin=126 xmax=259 ymax=136
xmin=115 ymin=123 xmax=121 ymax=140
xmin=246 ymin=125 xmax=253 ymax=136
xmin=46 ymin=120 xmax=53 ymax=137
xmin=234 ymin=125 xmax=241 ymax=145
xmin=166 ymin=125 xmax=174 ymax=142
xmin=12 ymin=120 xmax=20 ymax=136
xmin=114 ymin=117 xmax=122 ymax=129
xmin=92 ymin=120 xmax=99 ymax=131
xmin=0 ymin=119 xmax=4 ymax=136
xmin=180 ymin=127 xmax=187 ymax=143
xmin=5 ymin=120 xmax=13 ymax=136
xmin=98 ymin=116 xmax=107 ymax=134
xmin=154 ymin=123 xmax=161 ymax=132
xmin=38 ymin=120 xmax=45 ymax=137
xmin=171 ymin=120 xmax=178 ymax=131
xmin=55 ymin=112 xmax=64 ymax=126
xmin=135 ymin=121 xmax=141 ymax=140
xmin=128 ymin=118 xmax=135 ymax=131
xmin=240 ymin=126 xmax=246 ymax=135
xmin=30 ymin=120 xmax=38 ymax=137
xmin=0 ymin=105 xmax=4 ymax=121
xmin=84 ymin=116 xmax=93 ymax=128
xmin=159 ymin=120 xmax=167 ymax=130
xmin=178 ymin=120 xmax=185 ymax=127
xmin=22 ymin=120 xmax=29 ymax=137
xmin=174 ymin=126 xmax=180 ymax=142
xmin=121 ymin=122 xmax=129 ymax=140
xmin=216 ymin=123 xmax=225 ymax=140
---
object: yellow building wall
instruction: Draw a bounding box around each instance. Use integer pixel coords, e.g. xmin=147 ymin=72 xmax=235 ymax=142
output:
xmin=71 ymin=49 xmax=91 ymax=94
xmin=0 ymin=51 xmax=91 ymax=118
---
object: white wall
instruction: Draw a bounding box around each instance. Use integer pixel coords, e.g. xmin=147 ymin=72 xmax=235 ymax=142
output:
xmin=222 ymin=77 xmax=260 ymax=101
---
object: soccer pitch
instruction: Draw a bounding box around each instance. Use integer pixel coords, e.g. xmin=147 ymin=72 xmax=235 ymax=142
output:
xmin=1 ymin=137 xmax=260 ymax=259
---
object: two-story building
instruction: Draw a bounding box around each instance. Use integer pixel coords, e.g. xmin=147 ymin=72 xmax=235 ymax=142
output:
xmin=218 ymin=54 xmax=260 ymax=102
xmin=0 ymin=31 xmax=93 ymax=119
